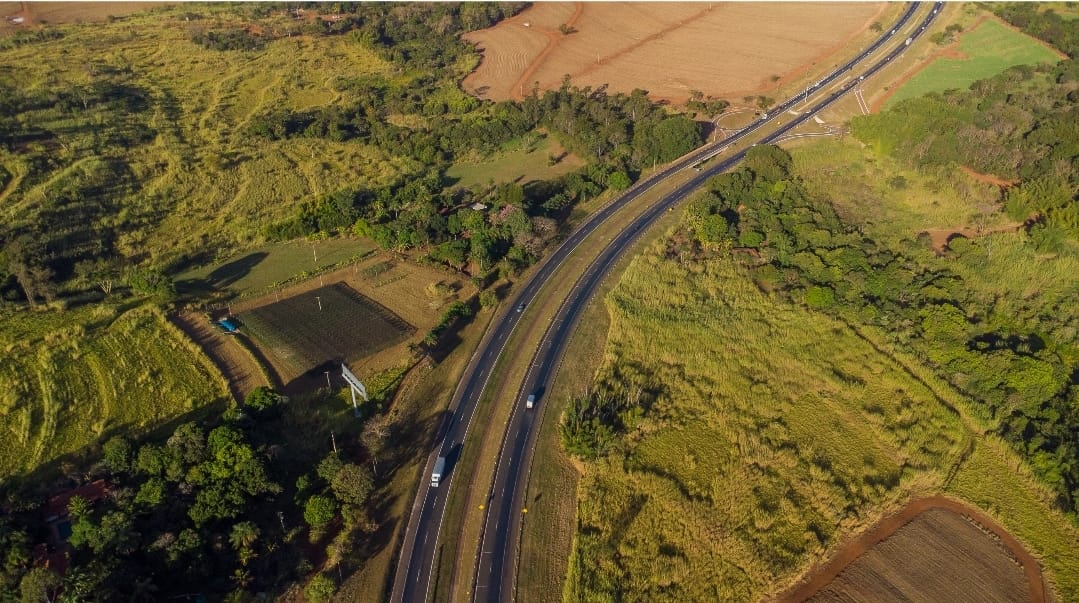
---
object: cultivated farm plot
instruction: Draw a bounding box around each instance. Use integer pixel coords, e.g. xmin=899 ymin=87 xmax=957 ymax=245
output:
xmin=462 ymin=2 xmax=885 ymax=103
xmin=0 ymin=306 xmax=228 ymax=481
xmin=240 ymin=284 xmax=414 ymax=383
xmin=808 ymin=508 xmax=1030 ymax=603
xmin=885 ymin=18 xmax=1062 ymax=109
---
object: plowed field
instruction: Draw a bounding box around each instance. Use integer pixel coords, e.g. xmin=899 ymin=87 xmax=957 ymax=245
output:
xmin=782 ymin=497 xmax=1046 ymax=603
xmin=462 ymin=2 xmax=886 ymax=104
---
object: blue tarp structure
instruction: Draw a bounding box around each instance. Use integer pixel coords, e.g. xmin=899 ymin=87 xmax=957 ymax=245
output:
xmin=217 ymin=318 xmax=239 ymax=333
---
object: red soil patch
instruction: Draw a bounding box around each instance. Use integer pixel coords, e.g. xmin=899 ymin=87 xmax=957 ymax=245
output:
xmin=463 ymin=2 xmax=886 ymax=105
xmin=961 ymin=165 xmax=1018 ymax=189
xmin=923 ymin=221 xmax=1023 ymax=254
xmin=775 ymin=495 xmax=1048 ymax=603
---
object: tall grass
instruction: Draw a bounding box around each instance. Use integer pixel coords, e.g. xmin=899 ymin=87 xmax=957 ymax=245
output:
xmin=0 ymin=305 xmax=228 ymax=480
xmin=566 ymin=249 xmax=973 ymax=601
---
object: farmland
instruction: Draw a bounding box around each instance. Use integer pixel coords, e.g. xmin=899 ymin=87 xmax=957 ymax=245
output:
xmin=176 ymin=237 xmax=375 ymax=299
xmin=240 ymin=283 xmax=413 ymax=385
xmin=462 ymin=1 xmax=886 ymax=104
xmin=0 ymin=304 xmax=228 ymax=481
xmin=883 ymin=17 xmax=1062 ymax=109
xmin=803 ymin=504 xmax=1034 ymax=603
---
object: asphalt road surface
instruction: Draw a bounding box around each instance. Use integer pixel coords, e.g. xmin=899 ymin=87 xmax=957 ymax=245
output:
xmin=393 ymin=3 xmax=940 ymax=601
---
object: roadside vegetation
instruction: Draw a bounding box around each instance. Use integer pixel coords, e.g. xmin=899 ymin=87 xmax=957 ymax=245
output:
xmin=563 ymin=142 xmax=1079 ymax=600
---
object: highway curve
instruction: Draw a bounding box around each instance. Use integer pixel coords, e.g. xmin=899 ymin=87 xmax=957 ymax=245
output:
xmin=392 ymin=3 xmax=942 ymax=602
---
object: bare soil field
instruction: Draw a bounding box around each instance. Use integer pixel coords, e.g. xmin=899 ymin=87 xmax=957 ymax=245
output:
xmin=779 ymin=496 xmax=1047 ymax=603
xmin=462 ymin=2 xmax=886 ymax=104
xmin=0 ymin=1 xmax=167 ymax=30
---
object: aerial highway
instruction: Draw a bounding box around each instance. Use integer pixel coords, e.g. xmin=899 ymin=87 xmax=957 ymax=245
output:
xmin=392 ymin=3 xmax=941 ymax=601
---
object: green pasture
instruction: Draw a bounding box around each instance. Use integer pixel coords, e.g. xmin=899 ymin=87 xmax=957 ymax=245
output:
xmin=445 ymin=133 xmax=583 ymax=190
xmin=0 ymin=305 xmax=228 ymax=481
xmin=887 ymin=18 xmax=1060 ymax=108
xmin=176 ymin=237 xmax=375 ymax=298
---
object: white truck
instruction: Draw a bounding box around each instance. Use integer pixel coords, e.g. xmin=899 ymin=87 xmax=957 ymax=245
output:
xmin=431 ymin=456 xmax=446 ymax=488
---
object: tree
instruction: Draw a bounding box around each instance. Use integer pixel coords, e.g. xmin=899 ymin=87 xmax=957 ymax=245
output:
xmin=304 ymin=573 xmax=336 ymax=603
xmin=19 ymin=567 xmax=61 ymax=603
xmin=102 ymin=436 xmax=132 ymax=474
xmin=608 ymin=171 xmax=631 ymax=191
xmin=361 ymin=414 xmax=393 ymax=476
xmin=229 ymin=521 xmax=260 ymax=551
xmin=243 ymin=387 xmax=281 ymax=412
xmin=304 ymin=495 xmax=338 ymax=530
xmin=331 ymin=464 xmax=374 ymax=508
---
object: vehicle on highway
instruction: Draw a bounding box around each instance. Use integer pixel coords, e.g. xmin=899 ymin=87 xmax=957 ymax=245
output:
xmin=431 ymin=456 xmax=446 ymax=487
xmin=516 ymin=303 xmax=525 ymax=313
xmin=526 ymin=394 xmax=536 ymax=409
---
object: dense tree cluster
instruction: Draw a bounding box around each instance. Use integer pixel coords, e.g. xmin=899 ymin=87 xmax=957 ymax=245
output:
xmin=0 ymin=386 xmax=389 ymax=600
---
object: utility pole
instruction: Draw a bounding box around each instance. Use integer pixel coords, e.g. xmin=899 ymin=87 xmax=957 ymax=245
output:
xmin=325 ymin=371 xmax=331 ymax=389
xmin=331 ymin=431 xmax=338 ymax=453
xmin=316 ymin=296 xmax=322 ymax=311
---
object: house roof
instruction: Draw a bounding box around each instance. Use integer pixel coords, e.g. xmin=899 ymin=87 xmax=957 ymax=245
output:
xmin=44 ymin=479 xmax=109 ymax=521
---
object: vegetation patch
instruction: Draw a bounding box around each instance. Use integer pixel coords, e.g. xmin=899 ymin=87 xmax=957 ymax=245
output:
xmin=886 ymin=18 xmax=1061 ymax=109
xmin=445 ymin=132 xmax=583 ymax=189
xmin=240 ymin=283 xmax=414 ymax=383
xmin=0 ymin=305 xmax=228 ymax=481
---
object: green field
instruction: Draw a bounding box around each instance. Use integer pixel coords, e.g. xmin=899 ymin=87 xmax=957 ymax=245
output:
xmin=176 ymin=237 xmax=375 ymax=298
xmin=445 ymin=133 xmax=584 ymax=189
xmin=886 ymin=18 xmax=1061 ymax=108
xmin=0 ymin=304 xmax=228 ymax=481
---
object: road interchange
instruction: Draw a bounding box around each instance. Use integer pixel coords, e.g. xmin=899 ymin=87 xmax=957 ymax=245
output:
xmin=392 ymin=3 xmax=942 ymax=601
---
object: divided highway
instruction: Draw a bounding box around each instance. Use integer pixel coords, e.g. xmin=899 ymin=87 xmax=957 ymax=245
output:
xmin=392 ymin=3 xmax=941 ymax=602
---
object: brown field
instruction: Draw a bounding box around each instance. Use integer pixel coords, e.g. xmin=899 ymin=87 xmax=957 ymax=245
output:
xmin=780 ymin=496 xmax=1047 ymax=603
xmin=462 ymin=2 xmax=886 ymax=104
xmin=0 ymin=1 xmax=167 ymax=29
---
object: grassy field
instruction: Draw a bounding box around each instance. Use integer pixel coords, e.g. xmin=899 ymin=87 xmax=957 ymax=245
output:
xmin=444 ymin=133 xmax=583 ymax=190
xmin=564 ymin=246 xmax=974 ymax=601
xmin=241 ymin=283 xmax=413 ymax=383
xmin=176 ymin=237 xmax=375 ymax=299
xmin=886 ymin=17 xmax=1061 ymax=108
xmin=0 ymin=4 xmax=417 ymax=270
xmin=0 ymin=304 xmax=228 ymax=481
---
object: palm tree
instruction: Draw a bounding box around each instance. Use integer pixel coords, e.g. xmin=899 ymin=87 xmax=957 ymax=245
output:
xmin=229 ymin=521 xmax=260 ymax=551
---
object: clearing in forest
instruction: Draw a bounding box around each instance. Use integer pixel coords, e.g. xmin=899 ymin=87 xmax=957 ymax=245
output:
xmin=462 ymin=2 xmax=885 ymax=104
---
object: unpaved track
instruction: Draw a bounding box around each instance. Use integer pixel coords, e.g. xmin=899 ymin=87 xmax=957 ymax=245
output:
xmin=776 ymin=495 xmax=1048 ymax=603
xmin=172 ymin=311 xmax=269 ymax=403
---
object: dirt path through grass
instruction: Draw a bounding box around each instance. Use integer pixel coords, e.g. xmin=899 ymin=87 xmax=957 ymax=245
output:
xmin=172 ymin=311 xmax=269 ymax=402
xmin=776 ymin=494 xmax=1048 ymax=603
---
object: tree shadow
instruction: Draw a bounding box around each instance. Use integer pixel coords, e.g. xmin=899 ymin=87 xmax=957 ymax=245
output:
xmin=176 ymin=251 xmax=269 ymax=296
